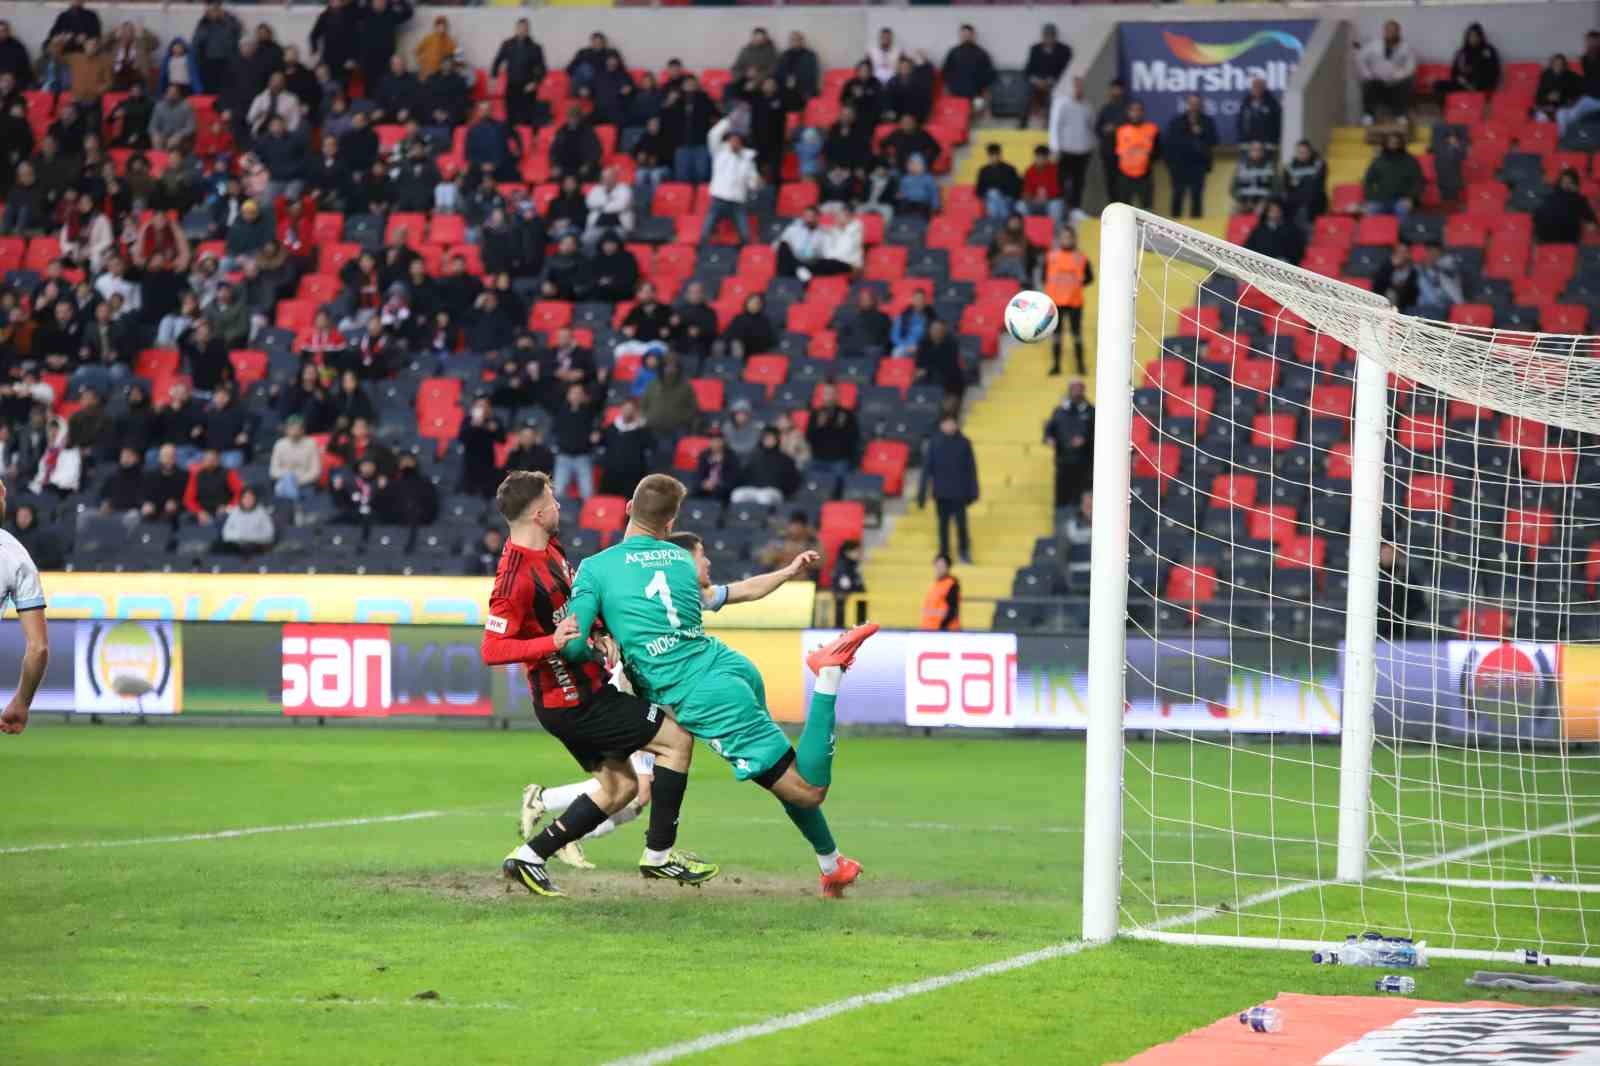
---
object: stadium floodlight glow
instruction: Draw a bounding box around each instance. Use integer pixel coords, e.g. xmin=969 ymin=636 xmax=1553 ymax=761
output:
xmin=1083 ymin=204 xmax=1600 ymax=966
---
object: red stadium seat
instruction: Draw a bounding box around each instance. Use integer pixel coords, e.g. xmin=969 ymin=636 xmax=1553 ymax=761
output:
xmin=529 ymin=301 xmax=572 ymax=331
xmin=1294 ymin=333 xmax=1345 ymax=368
xmin=810 ymin=381 xmax=857 ymax=410
xmin=1251 ymin=413 xmax=1298 ymax=450
xmin=319 ymin=242 xmax=361 ymax=275
xmin=296 ymin=274 xmax=342 ymax=304
xmin=1132 ymin=438 xmax=1180 ymax=489
xmin=689 ymin=377 xmax=725 ymax=412
xmin=859 ymin=440 xmax=910 ymax=497
xmin=820 ymin=500 xmax=865 ymax=543
xmin=1407 ymin=474 xmax=1455 ymax=512
xmin=1232 ymin=358 xmax=1278 ymax=394
xmin=743 ymin=354 xmax=789 ymax=397
xmin=673 ymin=436 xmax=711 ymax=472
xmin=0 ymin=236 xmax=23 ymax=273
xmin=1356 ymin=214 xmax=1399 ymax=246
xmin=24 ymin=236 xmax=60 ymax=271
xmin=1542 ymin=303 xmax=1589 ymax=333
xmin=1299 ymin=245 xmax=1345 ymax=278
xmin=1312 ymin=215 xmax=1356 ymax=248
xmin=875 ymin=357 xmax=916 ymax=395
xmin=228 ymin=349 xmax=269 ymax=388
xmin=579 ymin=495 xmax=628 ymax=532
xmin=785 ymin=303 xmax=830 ymax=335
xmin=416 ymin=377 xmax=463 ymax=419
xmin=1330 ymin=184 xmax=1363 ymax=214
xmin=1164 ymin=385 xmax=1216 ymax=433
xmin=1443 ymin=214 xmax=1494 ymax=248
xmin=652 ymin=182 xmax=694 ymax=217
xmin=1521 ymin=447 xmax=1577 ymax=483
xmin=809 ymin=330 xmax=838 ymax=360
xmin=135 ymin=348 xmax=180 ymax=379
xmin=1465 ymin=182 xmax=1509 ymax=214
xmin=864 ymin=245 xmax=907 ymax=282
xmin=1275 ymin=534 xmax=1326 ymax=571
xmin=1226 ymin=213 xmax=1256 ymax=245
xmin=1248 ymin=507 xmax=1301 ymax=548
xmin=1166 ymin=564 xmax=1217 ymax=605
xmin=1395 ymin=414 xmax=1444 ymax=453
xmin=1142 ymin=358 xmax=1187 ymax=390
xmin=428 ymin=215 xmax=466 ymax=246
xmin=736 ymin=244 xmax=775 ymax=283
xmin=949 ymin=245 xmax=990 ymax=283
xmin=926 ymin=216 xmax=968 ymax=251
xmin=1447 ymin=303 xmax=1495 ymax=328
xmin=274 ymin=300 xmax=315 ymax=333
xmin=385 ymin=212 xmax=427 ymax=248
xmin=1177 ymin=306 xmax=1221 ymax=339
xmin=1505 ymin=508 xmax=1554 ymax=549
xmin=777 ymin=183 xmax=818 ymax=216
xmin=1443 ymin=91 xmax=1487 ymax=123
xmin=1210 ymin=473 xmax=1257 ymax=510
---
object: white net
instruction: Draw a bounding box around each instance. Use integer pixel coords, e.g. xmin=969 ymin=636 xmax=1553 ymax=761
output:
xmin=1099 ymin=209 xmax=1600 ymax=963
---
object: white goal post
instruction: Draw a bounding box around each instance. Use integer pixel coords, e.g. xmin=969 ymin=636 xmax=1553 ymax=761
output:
xmin=1083 ymin=204 xmax=1600 ymax=966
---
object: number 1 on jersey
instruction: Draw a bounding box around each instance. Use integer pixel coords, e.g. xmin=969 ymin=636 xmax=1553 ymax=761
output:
xmin=645 ymin=569 xmax=681 ymax=628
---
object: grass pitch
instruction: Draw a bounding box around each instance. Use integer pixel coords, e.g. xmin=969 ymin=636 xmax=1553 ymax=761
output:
xmin=3 ymin=725 xmax=1597 ymax=1066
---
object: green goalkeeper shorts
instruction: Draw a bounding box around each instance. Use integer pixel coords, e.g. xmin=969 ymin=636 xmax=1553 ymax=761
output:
xmin=672 ymin=643 xmax=792 ymax=782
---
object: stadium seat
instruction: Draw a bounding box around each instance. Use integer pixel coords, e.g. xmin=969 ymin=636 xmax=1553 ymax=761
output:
xmin=859 ymin=440 xmax=910 ymax=497
xmin=1166 ymin=564 xmax=1217 ymax=605
xmin=228 ymin=350 xmax=269 ymax=389
xmin=274 ymin=300 xmax=315 ymax=333
xmin=579 ymin=495 xmax=628 ymax=532
xmin=689 ymin=377 xmax=725 ymax=413
xmin=672 ymin=436 xmax=711 ymax=472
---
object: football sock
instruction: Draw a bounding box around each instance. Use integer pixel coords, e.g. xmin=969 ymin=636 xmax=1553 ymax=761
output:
xmin=645 ymin=765 xmax=688 ymax=853
xmin=817 ymin=849 xmax=841 ymax=875
xmin=796 ymin=666 xmax=841 ymax=787
xmin=586 ymin=802 xmax=641 ymax=840
xmin=530 ymin=794 xmax=608 ymax=861
xmin=782 ymin=801 xmax=837 ymax=858
xmin=541 ymin=780 xmax=597 ymax=816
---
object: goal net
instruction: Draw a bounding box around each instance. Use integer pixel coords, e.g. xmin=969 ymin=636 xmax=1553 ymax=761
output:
xmin=1082 ymin=205 xmax=1600 ymax=966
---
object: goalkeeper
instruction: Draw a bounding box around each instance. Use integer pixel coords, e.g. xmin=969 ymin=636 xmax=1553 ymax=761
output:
xmin=558 ymin=474 xmax=877 ymax=898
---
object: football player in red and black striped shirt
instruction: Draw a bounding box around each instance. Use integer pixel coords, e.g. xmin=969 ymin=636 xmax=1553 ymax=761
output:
xmin=481 ymin=470 xmax=718 ymax=896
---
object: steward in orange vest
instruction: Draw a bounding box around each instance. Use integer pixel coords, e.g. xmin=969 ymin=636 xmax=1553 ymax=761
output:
xmin=921 ymin=555 xmax=961 ymax=631
xmin=1043 ymin=227 xmax=1095 ymax=375
xmin=1113 ymin=100 xmax=1159 ymax=210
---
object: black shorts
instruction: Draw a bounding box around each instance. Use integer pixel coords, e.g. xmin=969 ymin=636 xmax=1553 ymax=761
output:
xmin=535 ymin=687 xmax=665 ymax=772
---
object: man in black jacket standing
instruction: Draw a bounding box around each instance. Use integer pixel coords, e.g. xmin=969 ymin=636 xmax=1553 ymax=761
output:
xmin=1236 ymin=78 xmax=1282 ymax=150
xmin=918 ymin=414 xmax=979 ymax=565
xmin=1095 ymin=79 xmax=1128 ymax=207
xmin=311 ymin=0 xmax=364 ymax=85
xmin=776 ymin=32 xmax=819 ymax=101
xmin=358 ymin=0 xmax=413 ymax=95
xmin=1163 ymin=93 xmax=1218 ymax=219
xmin=1043 ymin=380 xmax=1094 ymax=510
xmin=941 ymin=25 xmax=996 ymax=112
xmin=494 ymin=19 xmax=547 ymax=130
xmin=1022 ymin=23 xmax=1071 ymax=130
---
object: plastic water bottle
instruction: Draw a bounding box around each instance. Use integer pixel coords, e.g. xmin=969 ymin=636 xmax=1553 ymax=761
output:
xmin=1314 ymin=933 xmax=1427 ymax=968
xmin=1523 ymin=949 xmax=1553 ymax=966
xmin=1238 ymin=1006 xmax=1283 ymax=1033
xmin=1374 ymin=975 xmax=1416 ymax=994
xmin=1536 ymin=874 xmax=1564 ymax=885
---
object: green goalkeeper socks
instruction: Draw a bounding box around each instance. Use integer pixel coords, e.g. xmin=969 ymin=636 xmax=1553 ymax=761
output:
xmin=795 ymin=680 xmax=839 ymax=788
xmin=782 ymin=801 xmax=837 ymax=857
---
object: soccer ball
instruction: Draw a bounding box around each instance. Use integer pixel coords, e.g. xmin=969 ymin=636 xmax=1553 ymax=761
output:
xmin=1003 ymin=290 xmax=1059 ymax=344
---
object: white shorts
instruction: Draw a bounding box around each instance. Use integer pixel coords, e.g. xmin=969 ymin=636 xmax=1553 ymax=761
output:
xmin=630 ymin=751 xmax=656 ymax=776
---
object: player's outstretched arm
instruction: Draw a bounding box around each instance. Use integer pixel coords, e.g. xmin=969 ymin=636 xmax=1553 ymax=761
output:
xmin=557 ymin=567 xmax=601 ymax=663
xmin=1 ymin=608 xmax=47 ymax=735
xmin=721 ymin=550 xmax=820 ymax=607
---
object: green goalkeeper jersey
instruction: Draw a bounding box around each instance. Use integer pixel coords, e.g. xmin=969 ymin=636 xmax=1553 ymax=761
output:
xmin=561 ymin=534 xmax=720 ymax=707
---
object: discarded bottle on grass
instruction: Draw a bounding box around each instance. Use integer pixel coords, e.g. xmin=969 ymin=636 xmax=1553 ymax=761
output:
xmin=1311 ymin=932 xmax=1428 ymax=969
xmin=1523 ymin=949 xmax=1553 ymax=966
xmin=1374 ymin=975 xmax=1416 ymax=994
xmin=1238 ymin=1006 xmax=1282 ymax=1034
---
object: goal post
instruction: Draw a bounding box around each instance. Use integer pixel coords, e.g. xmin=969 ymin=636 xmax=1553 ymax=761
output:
xmin=1082 ymin=205 xmax=1600 ymax=965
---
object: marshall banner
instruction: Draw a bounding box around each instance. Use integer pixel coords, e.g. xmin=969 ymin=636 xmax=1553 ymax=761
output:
xmin=1117 ymin=20 xmax=1316 ymax=143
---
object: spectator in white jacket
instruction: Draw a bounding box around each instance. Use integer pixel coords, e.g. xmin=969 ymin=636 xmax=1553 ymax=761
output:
xmin=1356 ymin=20 xmax=1417 ymax=127
xmin=1048 ymin=77 xmax=1096 ymax=222
xmin=776 ymin=206 xmax=823 ymax=279
xmin=247 ymin=71 xmax=304 ymax=135
xmin=701 ymin=117 xmax=760 ymax=244
xmin=221 ymin=488 xmax=276 ymax=553
xmin=583 ymin=165 xmax=634 ymax=245
xmin=269 ymin=415 xmax=321 ymax=502
xmin=815 ymin=209 xmax=863 ymax=275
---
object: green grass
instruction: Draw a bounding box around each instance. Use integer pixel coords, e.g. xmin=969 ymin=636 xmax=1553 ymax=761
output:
xmin=3 ymin=725 xmax=1598 ymax=1066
